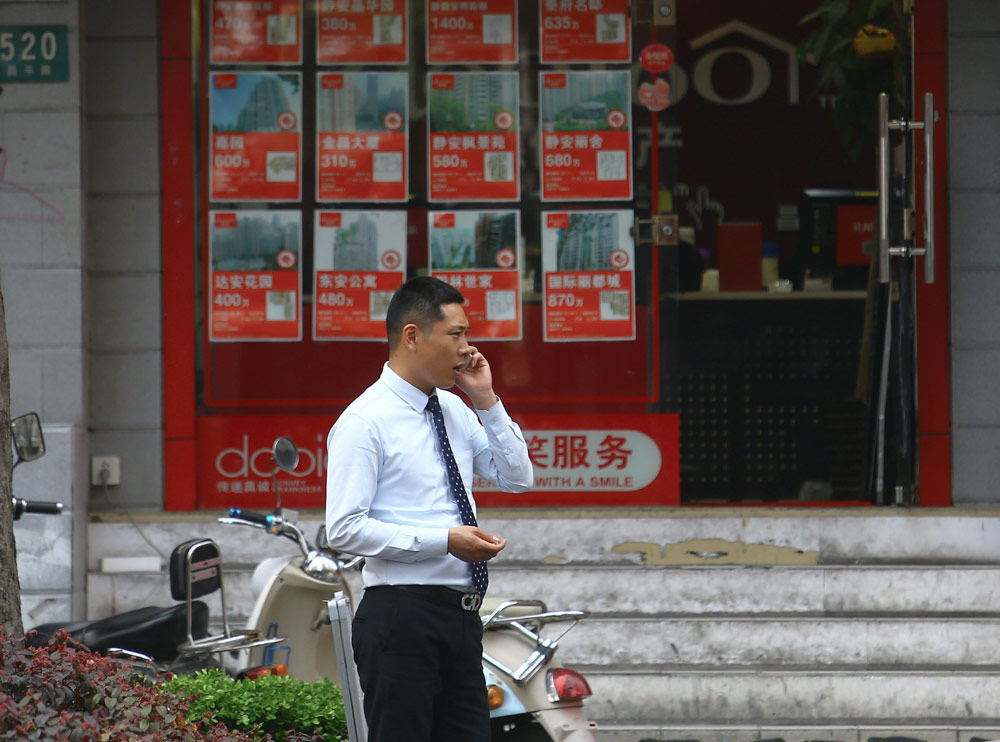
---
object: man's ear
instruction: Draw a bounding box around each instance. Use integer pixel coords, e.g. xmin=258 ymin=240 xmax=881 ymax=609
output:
xmin=401 ymin=322 xmax=420 ymax=351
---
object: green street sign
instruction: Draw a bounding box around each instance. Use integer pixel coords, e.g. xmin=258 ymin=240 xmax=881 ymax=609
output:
xmin=0 ymin=25 xmax=69 ymax=83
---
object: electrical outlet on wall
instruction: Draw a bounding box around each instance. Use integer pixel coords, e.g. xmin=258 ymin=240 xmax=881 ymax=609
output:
xmin=91 ymin=456 xmax=120 ymax=486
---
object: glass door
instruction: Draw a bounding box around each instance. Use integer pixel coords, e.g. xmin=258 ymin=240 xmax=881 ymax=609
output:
xmin=648 ymin=0 xmax=933 ymax=503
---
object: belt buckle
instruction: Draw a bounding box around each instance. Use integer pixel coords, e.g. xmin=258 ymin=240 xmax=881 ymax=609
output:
xmin=461 ymin=593 xmax=482 ymax=612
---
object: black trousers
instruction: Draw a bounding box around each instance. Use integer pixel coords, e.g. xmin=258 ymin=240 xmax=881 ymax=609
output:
xmin=352 ymin=587 xmax=490 ymax=742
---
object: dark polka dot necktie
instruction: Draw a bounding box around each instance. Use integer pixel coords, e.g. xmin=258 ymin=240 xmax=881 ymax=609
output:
xmin=426 ymin=394 xmax=488 ymax=597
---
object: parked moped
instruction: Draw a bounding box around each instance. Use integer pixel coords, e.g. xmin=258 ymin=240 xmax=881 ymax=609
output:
xmin=25 ymin=434 xmax=286 ymax=674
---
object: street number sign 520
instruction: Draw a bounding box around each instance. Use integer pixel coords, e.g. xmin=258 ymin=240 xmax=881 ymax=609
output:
xmin=0 ymin=25 xmax=69 ymax=83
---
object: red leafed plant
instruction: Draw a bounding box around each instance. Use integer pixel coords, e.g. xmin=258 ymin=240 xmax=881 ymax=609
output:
xmin=0 ymin=627 xmax=268 ymax=741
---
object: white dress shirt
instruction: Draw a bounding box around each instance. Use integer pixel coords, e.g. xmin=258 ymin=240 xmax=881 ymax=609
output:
xmin=326 ymin=363 xmax=534 ymax=591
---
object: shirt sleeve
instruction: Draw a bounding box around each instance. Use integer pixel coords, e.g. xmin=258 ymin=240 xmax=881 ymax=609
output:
xmin=472 ymin=397 xmax=534 ymax=493
xmin=325 ymin=413 xmax=450 ymax=562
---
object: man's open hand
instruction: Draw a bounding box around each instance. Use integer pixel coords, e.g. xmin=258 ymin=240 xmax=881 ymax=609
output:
xmin=448 ymin=525 xmax=507 ymax=562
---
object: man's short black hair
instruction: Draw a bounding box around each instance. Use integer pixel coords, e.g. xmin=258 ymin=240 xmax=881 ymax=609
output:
xmin=386 ymin=276 xmax=465 ymax=347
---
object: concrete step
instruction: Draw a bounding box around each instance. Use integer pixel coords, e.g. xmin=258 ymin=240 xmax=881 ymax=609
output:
xmin=486 ymin=565 xmax=1000 ymax=616
xmin=83 ymin=564 xmax=1000 ymax=623
xmin=86 ymin=510 xmax=1000 ymax=571
xmin=578 ymin=668 xmax=1000 ymax=724
xmin=556 ymin=616 xmax=1000 ymax=667
xmin=589 ymin=724 xmax=1000 ymax=742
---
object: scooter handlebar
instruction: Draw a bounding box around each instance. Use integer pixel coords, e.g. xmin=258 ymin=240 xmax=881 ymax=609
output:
xmin=12 ymin=498 xmax=63 ymax=520
xmin=227 ymin=508 xmax=271 ymax=526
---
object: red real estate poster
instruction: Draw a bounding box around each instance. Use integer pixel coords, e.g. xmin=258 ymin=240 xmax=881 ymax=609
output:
xmin=210 ymin=72 xmax=302 ymax=202
xmin=313 ymin=210 xmax=407 ymax=341
xmin=316 ymin=0 xmax=407 ymax=64
xmin=428 ymin=210 xmax=522 ymax=341
xmin=426 ymin=0 xmax=517 ymax=64
xmin=316 ymin=72 xmax=408 ymax=203
xmin=539 ymin=0 xmax=631 ymax=64
xmin=209 ymin=210 xmax=302 ymax=342
xmin=427 ymin=72 xmax=519 ymax=203
xmin=211 ymin=0 xmax=302 ymax=65
xmin=541 ymin=210 xmax=636 ymax=342
xmin=540 ymin=70 xmax=632 ymax=202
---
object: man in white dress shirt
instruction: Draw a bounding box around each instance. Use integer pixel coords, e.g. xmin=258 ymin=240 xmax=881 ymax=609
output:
xmin=326 ymin=276 xmax=534 ymax=742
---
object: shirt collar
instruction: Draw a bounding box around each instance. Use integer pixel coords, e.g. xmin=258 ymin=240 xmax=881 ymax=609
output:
xmin=380 ymin=363 xmax=435 ymax=413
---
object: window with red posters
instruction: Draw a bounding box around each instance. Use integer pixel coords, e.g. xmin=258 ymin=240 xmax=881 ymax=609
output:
xmin=164 ymin=0 xmax=951 ymax=512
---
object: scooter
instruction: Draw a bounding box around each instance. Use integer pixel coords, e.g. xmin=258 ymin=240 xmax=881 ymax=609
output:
xmin=225 ymin=437 xmax=598 ymax=742
xmin=24 ymin=434 xmax=287 ymax=675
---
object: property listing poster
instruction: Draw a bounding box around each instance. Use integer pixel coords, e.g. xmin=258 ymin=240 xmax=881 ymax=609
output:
xmin=539 ymin=0 xmax=631 ymax=64
xmin=539 ymin=70 xmax=632 ymax=201
xmin=210 ymin=0 xmax=302 ymax=65
xmin=428 ymin=210 xmax=522 ymax=341
xmin=313 ymin=210 xmax=407 ymax=341
xmin=316 ymin=0 xmax=407 ymax=64
xmin=541 ymin=210 xmax=636 ymax=342
xmin=210 ymin=72 xmax=302 ymax=202
xmin=426 ymin=1 xmax=517 ymax=64
xmin=316 ymin=72 xmax=408 ymax=202
xmin=209 ymin=210 xmax=302 ymax=342
xmin=428 ymin=72 xmax=519 ymax=203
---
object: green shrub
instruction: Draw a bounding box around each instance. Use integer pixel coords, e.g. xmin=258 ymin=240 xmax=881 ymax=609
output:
xmin=0 ymin=627 xmax=260 ymax=742
xmin=161 ymin=669 xmax=347 ymax=742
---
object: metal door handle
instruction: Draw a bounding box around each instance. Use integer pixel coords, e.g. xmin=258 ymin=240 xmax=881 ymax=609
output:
xmin=876 ymin=92 xmax=935 ymax=284
xmin=878 ymin=93 xmax=890 ymax=283
xmin=922 ymin=92 xmax=935 ymax=283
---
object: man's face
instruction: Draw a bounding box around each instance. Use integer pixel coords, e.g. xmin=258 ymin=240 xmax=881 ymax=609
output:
xmin=415 ymin=302 xmax=472 ymax=391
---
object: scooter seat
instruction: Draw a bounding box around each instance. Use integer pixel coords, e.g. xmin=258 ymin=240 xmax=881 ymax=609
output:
xmin=28 ymin=602 xmax=210 ymax=662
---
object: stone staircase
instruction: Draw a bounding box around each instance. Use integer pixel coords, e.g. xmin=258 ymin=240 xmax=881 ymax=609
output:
xmin=82 ymin=509 xmax=1000 ymax=742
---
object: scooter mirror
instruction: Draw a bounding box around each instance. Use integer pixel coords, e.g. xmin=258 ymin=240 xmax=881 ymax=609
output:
xmin=272 ymin=436 xmax=299 ymax=473
xmin=11 ymin=413 xmax=45 ymax=467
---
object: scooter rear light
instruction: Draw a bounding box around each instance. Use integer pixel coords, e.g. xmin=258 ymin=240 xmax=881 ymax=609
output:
xmin=243 ymin=663 xmax=288 ymax=680
xmin=545 ymin=668 xmax=592 ymax=703
xmin=487 ymin=684 xmax=505 ymax=709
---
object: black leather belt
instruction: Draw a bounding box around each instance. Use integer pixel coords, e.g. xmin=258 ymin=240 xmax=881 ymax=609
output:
xmin=371 ymin=584 xmax=483 ymax=612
